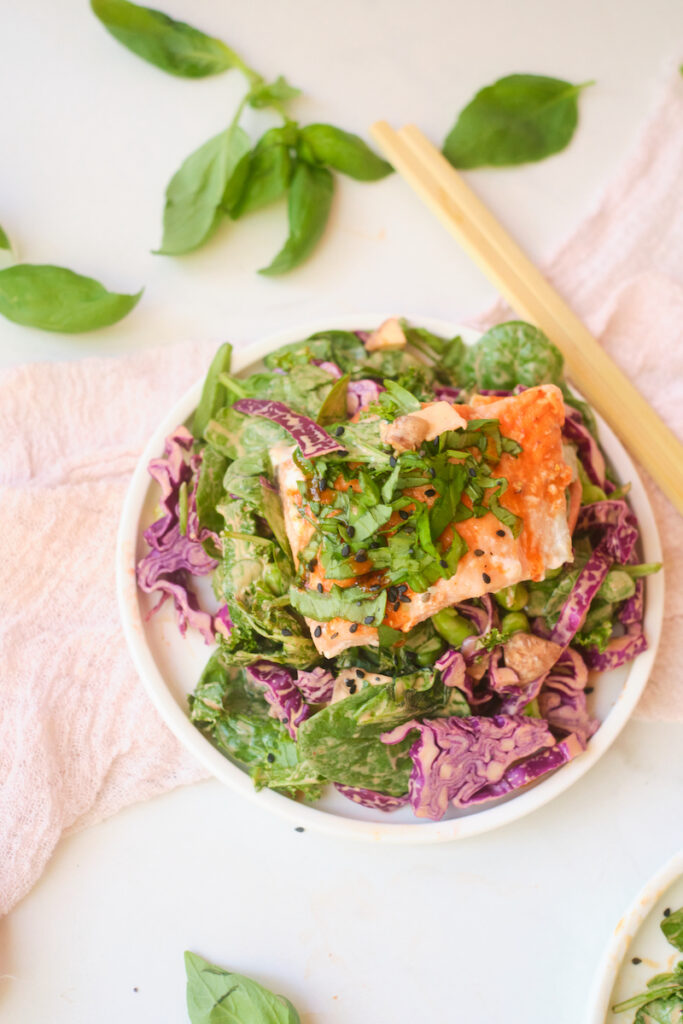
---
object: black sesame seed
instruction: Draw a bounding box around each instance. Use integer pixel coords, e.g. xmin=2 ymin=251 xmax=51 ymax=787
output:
xmin=631 ymin=957 xmax=642 ymax=965
xmin=349 ymin=623 xmax=359 ymax=633
xmin=468 ymin=467 xmax=477 ymax=477
xmin=317 ymin=582 xmax=323 ymax=593
xmin=440 ymin=559 xmax=448 ymax=568
xmin=355 ymin=549 xmax=367 ymax=562
xmin=400 ymin=594 xmax=411 ymax=603
xmin=393 ymin=602 xmax=401 ymax=612
xmin=341 ymin=543 xmax=351 ymax=557
xmin=399 ymin=509 xmax=410 ymax=521
xmin=267 ymin=753 xmax=275 ymax=763
xmin=389 ymin=456 xmax=397 ymax=467
xmin=308 ymin=559 xmax=316 ymax=571
xmin=346 ymin=681 xmax=357 ymax=694
xmin=347 ymin=525 xmax=356 ymax=538
xmin=314 ymin=626 xmax=322 ymax=638
xmin=398 ymin=584 xmax=408 ymax=594
xmin=317 ymin=477 xmax=327 ymax=491
xmin=664 ymin=907 xmax=672 ymax=917
xmin=428 ymin=467 xmax=436 ymax=478
xmin=585 ymin=686 xmax=594 ymax=695
xmin=294 ymin=826 xmax=305 ymax=833
xmin=334 ymin=426 xmax=345 ymax=436
xmin=474 ymin=548 xmax=485 ymax=557
xmin=388 ymin=587 xmax=398 ymax=602
xmin=364 ymin=615 xmax=374 ymax=625
xmin=337 ymin=449 xmax=349 ymax=457
xmin=496 ymin=529 xmax=505 ymax=537
xmin=282 ymin=627 xmax=292 ymax=636
xmin=482 ymin=572 xmax=491 ymax=584
xmin=331 ymin=632 xmax=339 ymax=639
xmin=425 ymin=488 xmax=436 ymax=497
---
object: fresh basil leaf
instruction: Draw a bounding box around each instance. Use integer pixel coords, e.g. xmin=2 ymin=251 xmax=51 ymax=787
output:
xmin=300 ymin=123 xmax=392 ymax=180
xmin=185 ymin=952 xmax=301 ymax=1024
xmin=248 ymin=75 xmax=301 ymax=109
xmin=90 ymin=0 xmax=239 ymax=78
xmin=443 ymin=73 xmax=593 ymax=169
xmin=230 ymin=126 xmax=296 ymax=218
xmin=289 ymin=583 xmax=387 ymax=625
xmin=316 ymin=373 xmax=349 ymax=425
xmin=0 ymin=224 xmax=10 ymax=251
xmin=193 ymin=342 xmax=233 ymax=438
xmin=0 ymin=264 xmax=142 ymax=333
xmin=634 ymin=993 xmax=683 ymax=1023
xmin=157 ymin=125 xmax=251 ymax=255
xmin=662 ymin=908 xmax=683 ymax=953
xmin=259 ymin=161 xmax=334 ymax=276
xmin=381 ymin=379 xmax=422 ymax=414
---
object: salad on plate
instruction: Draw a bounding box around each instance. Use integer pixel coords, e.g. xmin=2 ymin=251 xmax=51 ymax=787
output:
xmin=136 ymin=317 xmax=660 ymax=820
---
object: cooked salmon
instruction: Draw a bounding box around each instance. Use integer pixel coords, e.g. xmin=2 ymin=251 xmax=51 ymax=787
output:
xmin=273 ymin=384 xmax=573 ymax=658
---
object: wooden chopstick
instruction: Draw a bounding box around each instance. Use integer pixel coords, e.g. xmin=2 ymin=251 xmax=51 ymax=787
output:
xmin=371 ymin=120 xmax=683 ymax=516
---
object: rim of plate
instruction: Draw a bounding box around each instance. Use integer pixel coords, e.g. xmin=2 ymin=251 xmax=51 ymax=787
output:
xmin=586 ymin=850 xmax=683 ymax=1023
xmin=116 ymin=313 xmax=664 ymax=844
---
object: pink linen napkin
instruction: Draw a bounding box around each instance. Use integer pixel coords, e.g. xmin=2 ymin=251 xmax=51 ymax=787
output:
xmin=1 ymin=69 xmax=682 ymax=918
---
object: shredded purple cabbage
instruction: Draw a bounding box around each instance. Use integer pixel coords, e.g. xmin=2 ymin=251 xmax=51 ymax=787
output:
xmin=232 ymin=398 xmax=346 ymax=458
xmin=538 ymin=649 xmax=597 ymax=747
xmin=137 ymin=427 xmax=217 ymax=645
xmin=347 ymin=379 xmax=384 ymax=417
xmin=295 ymin=666 xmax=335 ymax=704
xmin=381 ymin=715 xmax=555 ymax=820
xmin=460 ymin=733 xmax=584 ymax=806
xmin=246 ymin=661 xmax=312 ymax=739
xmin=335 ymin=784 xmax=409 ymax=811
xmin=562 ymin=409 xmax=607 ymax=488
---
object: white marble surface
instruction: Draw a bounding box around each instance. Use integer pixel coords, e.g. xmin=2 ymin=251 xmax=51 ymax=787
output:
xmin=2 ymin=0 xmax=683 ymax=1021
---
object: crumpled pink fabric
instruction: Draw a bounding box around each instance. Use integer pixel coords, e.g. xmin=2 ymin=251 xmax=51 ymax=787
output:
xmin=1 ymin=69 xmax=682 ymax=917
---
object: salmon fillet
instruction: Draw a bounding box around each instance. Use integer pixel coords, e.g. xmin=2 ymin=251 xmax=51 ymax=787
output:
xmin=273 ymin=384 xmax=573 ymax=658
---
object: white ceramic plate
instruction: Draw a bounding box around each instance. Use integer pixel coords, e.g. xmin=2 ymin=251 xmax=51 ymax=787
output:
xmin=116 ymin=314 xmax=664 ymax=843
xmin=587 ymin=851 xmax=683 ymax=1023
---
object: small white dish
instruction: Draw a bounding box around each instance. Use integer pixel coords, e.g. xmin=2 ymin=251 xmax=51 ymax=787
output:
xmin=116 ymin=314 xmax=664 ymax=843
xmin=587 ymin=851 xmax=683 ymax=1023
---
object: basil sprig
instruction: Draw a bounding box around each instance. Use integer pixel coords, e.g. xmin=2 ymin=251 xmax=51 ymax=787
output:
xmin=444 ymin=73 xmax=593 ymax=169
xmin=90 ymin=0 xmax=391 ymax=273
xmin=0 ymin=264 xmax=142 ymax=333
xmin=185 ymin=952 xmax=301 ymax=1024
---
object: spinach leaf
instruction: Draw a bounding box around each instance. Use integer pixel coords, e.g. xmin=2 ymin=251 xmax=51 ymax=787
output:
xmin=190 ymin=652 xmax=320 ymax=795
xmin=157 ymin=126 xmax=251 ymax=255
xmin=0 ymin=224 xmax=10 ymax=251
xmin=300 ymin=124 xmax=393 ymax=180
xmin=298 ymin=679 xmax=467 ymax=792
xmin=90 ymin=0 xmax=240 ymax=78
xmin=443 ymin=74 xmax=593 ymax=169
xmin=193 ymin=342 xmax=233 ymax=439
xmin=662 ymin=908 xmax=683 ymax=953
xmin=230 ymin=126 xmax=297 ymax=218
xmin=248 ymin=75 xmax=301 ymax=109
xmin=196 ymin=446 xmax=229 ymax=535
xmin=260 ymin=161 xmax=334 ymax=276
xmin=264 ymin=329 xmax=367 ymax=373
xmin=634 ymin=994 xmax=683 ymax=1023
xmin=0 ymin=264 xmax=142 ymax=333
xmin=316 ymin=373 xmax=349 ymax=425
xmin=185 ymin=952 xmax=301 ymax=1024
xmin=459 ymin=320 xmax=564 ymax=390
